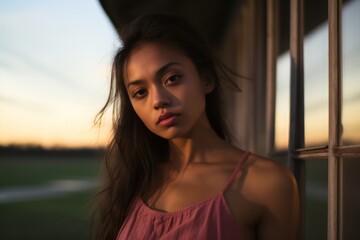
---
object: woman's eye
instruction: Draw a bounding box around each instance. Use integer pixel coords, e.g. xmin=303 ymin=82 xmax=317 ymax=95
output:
xmin=133 ymin=89 xmax=147 ymax=99
xmin=166 ymin=75 xmax=181 ymax=85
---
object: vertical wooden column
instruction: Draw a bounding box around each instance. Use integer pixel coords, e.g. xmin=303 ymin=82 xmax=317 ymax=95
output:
xmin=265 ymin=0 xmax=278 ymax=156
xmin=252 ymin=0 xmax=267 ymax=155
xmin=288 ymin=0 xmax=305 ymax=239
xmin=328 ymin=0 xmax=342 ymax=239
xmin=288 ymin=0 xmax=304 ymax=159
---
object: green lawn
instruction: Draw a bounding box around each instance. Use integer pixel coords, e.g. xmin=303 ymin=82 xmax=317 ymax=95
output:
xmin=0 ymin=191 xmax=96 ymax=240
xmin=0 ymin=154 xmax=102 ymax=240
xmin=0 ymin=155 xmax=101 ymax=187
xmin=0 ymin=153 xmax=330 ymax=239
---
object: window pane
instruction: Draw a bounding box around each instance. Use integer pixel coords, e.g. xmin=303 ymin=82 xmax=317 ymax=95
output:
xmin=342 ymin=0 xmax=360 ymax=145
xmin=275 ymin=53 xmax=290 ymax=150
xmin=304 ymin=159 xmax=328 ymax=240
xmin=303 ymin=0 xmax=329 ymax=147
xmin=275 ymin=0 xmax=290 ymax=151
xmin=341 ymin=157 xmax=360 ymax=240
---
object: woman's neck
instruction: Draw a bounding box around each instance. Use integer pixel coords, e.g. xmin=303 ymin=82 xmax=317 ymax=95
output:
xmin=168 ymin=124 xmax=228 ymax=169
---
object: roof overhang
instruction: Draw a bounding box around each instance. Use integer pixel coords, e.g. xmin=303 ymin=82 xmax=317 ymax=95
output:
xmin=99 ymin=0 xmax=239 ymax=48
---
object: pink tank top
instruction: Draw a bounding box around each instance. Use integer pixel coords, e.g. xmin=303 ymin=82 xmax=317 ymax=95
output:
xmin=117 ymin=151 xmax=250 ymax=240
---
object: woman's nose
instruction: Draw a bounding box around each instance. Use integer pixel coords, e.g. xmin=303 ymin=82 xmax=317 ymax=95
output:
xmin=153 ymin=87 xmax=171 ymax=109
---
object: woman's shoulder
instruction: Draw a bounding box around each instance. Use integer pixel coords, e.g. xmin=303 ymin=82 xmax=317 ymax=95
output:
xmin=245 ymin=153 xmax=294 ymax=179
xmin=243 ymin=153 xmax=297 ymax=201
xmin=219 ymin=149 xmax=299 ymax=239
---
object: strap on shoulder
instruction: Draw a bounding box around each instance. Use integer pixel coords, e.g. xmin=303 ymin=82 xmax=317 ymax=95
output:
xmin=222 ymin=151 xmax=251 ymax=193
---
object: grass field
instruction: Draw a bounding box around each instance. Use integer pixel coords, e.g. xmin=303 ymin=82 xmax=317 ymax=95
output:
xmin=0 ymin=155 xmax=101 ymax=187
xmin=0 ymin=153 xmax=102 ymax=240
xmin=0 ymin=152 xmax=331 ymax=239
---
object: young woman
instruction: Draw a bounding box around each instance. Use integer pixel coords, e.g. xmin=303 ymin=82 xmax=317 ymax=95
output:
xmin=95 ymin=14 xmax=299 ymax=240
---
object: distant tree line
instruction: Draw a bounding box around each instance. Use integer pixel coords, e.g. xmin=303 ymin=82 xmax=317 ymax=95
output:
xmin=0 ymin=144 xmax=105 ymax=159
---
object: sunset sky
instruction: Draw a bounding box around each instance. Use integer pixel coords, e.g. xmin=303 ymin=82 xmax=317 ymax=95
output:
xmin=275 ymin=0 xmax=360 ymax=149
xmin=0 ymin=0 xmax=118 ymax=148
xmin=0 ymin=1 xmax=359 ymax=149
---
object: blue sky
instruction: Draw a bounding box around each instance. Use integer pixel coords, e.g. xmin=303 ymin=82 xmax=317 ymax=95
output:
xmin=0 ymin=0 xmax=119 ymax=148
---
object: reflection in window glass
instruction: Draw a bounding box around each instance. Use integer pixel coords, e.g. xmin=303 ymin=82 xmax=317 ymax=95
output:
xmin=342 ymin=0 xmax=360 ymax=145
xmin=342 ymin=158 xmax=360 ymax=240
xmin=303 ymin=2 xmax=329 ymax=147
xmin=275 ymin=53 xmax=290 ymax=150
xmin=304 ymin=159 xmax=328 ymax=240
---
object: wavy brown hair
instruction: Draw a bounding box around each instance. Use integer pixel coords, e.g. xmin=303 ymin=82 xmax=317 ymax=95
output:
xmin=93 ymin=14 xmax=240 ymax=240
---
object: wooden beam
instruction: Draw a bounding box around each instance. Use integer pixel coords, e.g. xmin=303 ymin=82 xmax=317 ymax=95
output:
xmin=333 ymin=145 xmax=360 ymax=157
xmin=288 ymin=0 xmax=305 ymax=164
xmin=295 ymin=146 xmax=329 ymax=159
xmin=288 ymin=0 xmax=305 ymax=239
xmin=328 ymin=0 xmax=342 ymax=239
xmin=265 ymin=0 xmax=278 ymax=156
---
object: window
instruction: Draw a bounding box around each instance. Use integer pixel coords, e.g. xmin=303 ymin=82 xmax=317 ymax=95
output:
xmin=270 ymin=0 xmax=360 ymax=239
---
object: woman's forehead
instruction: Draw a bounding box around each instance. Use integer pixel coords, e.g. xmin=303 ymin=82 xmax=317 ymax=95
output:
xmin=129 ymin=41 xmax=187 ymax=63
xmin=124 ymin=42 xmax=194 ymax=82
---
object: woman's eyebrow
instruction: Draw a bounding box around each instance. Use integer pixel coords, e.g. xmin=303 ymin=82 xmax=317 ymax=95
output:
xmin=127 ymin=79 xmax=145 ymax=88
xmin=127 ymin=62 xmax=182 ymax=88
xmin=155 ymin=62 xmax=182 ymax=78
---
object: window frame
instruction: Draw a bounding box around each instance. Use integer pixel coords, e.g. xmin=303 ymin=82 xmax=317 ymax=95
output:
xmin=267 ymin=0 xmax=360 ymax=239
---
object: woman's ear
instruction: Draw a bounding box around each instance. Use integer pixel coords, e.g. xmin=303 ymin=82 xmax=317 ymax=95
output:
xmin=203 ymin=79 xmax=215 ymax=94
xmin=200 ymin=73 xmax=215 ymax=94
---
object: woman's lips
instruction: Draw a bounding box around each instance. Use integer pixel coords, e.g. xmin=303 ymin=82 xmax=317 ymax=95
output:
xmin=157 ymin=112 xmax=181 ymax=126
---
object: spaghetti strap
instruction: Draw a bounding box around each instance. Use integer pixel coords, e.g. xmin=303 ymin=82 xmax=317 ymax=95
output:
xmin=221 ymin=151 xmax=250 ymax=193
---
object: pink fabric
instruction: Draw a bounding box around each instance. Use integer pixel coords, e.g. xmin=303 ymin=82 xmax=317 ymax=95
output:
xmin=117 ymin=152 xmax=250 ymax=240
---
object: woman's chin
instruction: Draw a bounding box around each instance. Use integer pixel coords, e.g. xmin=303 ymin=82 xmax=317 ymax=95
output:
xmin=156 ymin=128 xmax=189 ymax=140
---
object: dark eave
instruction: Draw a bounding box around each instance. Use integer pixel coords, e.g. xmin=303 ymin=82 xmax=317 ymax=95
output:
xmin=99 ymin=0 xmax=240 ymax=48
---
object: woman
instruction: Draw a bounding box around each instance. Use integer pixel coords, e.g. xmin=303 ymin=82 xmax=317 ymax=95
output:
xmin=95 ymin=14 xmax=299 ymax=240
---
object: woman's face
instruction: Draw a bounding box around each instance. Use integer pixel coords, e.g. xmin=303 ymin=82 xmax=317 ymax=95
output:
xmin=124 ymin=42 xmax=213 ymax=140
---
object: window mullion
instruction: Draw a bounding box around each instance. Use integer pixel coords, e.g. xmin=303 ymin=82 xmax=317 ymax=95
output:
xmin=288 ymin=0 xmax=305 ymax=239
xmin=328 ymin=0 xmax=342 ymax=239
xmin=288 ymin=0 xmax=305 ymax=164
xmin=265 ymin=0 xmax=278 ymax=156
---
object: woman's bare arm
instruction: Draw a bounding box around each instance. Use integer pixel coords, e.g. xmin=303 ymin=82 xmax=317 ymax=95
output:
xmin=255 ymin=161 xmax=299 ymax=240
xmin=240 ymin=155 xmax=299 ymax=240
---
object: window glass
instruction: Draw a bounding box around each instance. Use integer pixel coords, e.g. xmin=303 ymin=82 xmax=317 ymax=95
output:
xmin=275 ymin=0 xmax=290 ymax=151
xmin=342 ymin=0 xmax=360 ymax=145
xmin=341 ymin=157 xmax=360 ymax=240
xmin=304 ymin=159 xmax=328 ymax=240
xmin=303 ymin=0 xmax=329 ymax=147
xmin=275 ymin=53 xmax=290 ymax=150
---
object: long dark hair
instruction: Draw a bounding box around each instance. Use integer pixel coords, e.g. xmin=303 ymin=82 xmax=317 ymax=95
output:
xmin=94 ymin=14 xmax=239 ymax=240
